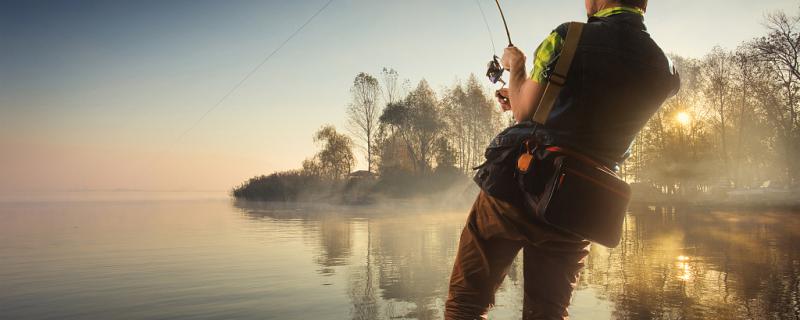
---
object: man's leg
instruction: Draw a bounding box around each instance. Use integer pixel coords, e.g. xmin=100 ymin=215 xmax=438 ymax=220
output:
xmin=445 ymin=191 xmax=525 ymax=320
xmin=522 ymin=238 xmax=590 ymax=320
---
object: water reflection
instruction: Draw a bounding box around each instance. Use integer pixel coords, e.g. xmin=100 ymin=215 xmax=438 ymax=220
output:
xmin=235 ymin=201 xmax=800 ymax=320
xmin=236 ymin=201 xmax=462 ymax=319
xmin=582 ymin=205 xmax=800 ymax=320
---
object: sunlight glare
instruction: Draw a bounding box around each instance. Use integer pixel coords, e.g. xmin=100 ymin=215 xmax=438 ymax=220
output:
xmin=676 ymin=111 xmax=691 ymax=126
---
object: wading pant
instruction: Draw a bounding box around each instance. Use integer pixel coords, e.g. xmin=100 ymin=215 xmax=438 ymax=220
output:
xmin=445 ymin=191 xmax=591 ymax=320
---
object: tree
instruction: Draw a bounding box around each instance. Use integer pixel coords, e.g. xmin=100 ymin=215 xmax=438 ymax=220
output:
xmin=403 ymin=80 xmax=443 ymax=173
xmin=376 ymin=102 xmax=413 ymax=173
xmin=346 ymin=73 xmax=381 ymax=173
xmin=441 ymin=75 xmax=503 ymax=173
xmin=377 ymin=80 xmax=445 ymax=174
xmin=729 ymin=46 xmax=776 ymax=188
xmin=380 ymin=67 xmax=400 ymax=104
xmin=702 ymin=47 xmax=736 ymax=185
xmin=309 ymin=125 xmax=355 ymax=180
xmin=750 ymin=10 xmax=800 ymax=186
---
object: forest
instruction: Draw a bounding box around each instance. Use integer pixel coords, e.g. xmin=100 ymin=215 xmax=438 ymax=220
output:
xmin=233 ymin=10 xmax=800 ymax=205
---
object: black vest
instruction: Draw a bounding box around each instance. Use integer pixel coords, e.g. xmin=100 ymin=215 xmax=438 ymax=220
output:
xmin=537 ymin=13 xmax=680 ymax=167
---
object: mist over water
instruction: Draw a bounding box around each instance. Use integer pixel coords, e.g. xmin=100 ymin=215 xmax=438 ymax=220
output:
xmin=0 ymin=193 xmax=797 ymax=319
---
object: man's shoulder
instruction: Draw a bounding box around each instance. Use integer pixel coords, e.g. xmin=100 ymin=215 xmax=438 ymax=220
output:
xmin=552 ymin=22 xmax=570 ymax=39
xmin=553 ymin=21 xmax=591 ymax=38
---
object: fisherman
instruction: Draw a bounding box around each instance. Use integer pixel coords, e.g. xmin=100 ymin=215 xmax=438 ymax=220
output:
xmin=446 ymin=0 xmax=680 ymax=319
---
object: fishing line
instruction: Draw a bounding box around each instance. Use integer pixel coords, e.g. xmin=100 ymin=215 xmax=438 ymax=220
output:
xmin=171 ymin=0 xmax=335 ymax=145
xmin=475 ymin=0 xmax=496 ymax=53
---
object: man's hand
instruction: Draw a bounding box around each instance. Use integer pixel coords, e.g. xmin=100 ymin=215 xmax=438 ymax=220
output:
xmin=501 ymin=46 xmax=526 ymax=72
xmin=495 ymin=88 xmax=511 ymax=111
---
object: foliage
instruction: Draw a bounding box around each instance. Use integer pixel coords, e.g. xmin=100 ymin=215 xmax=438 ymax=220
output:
xmin=441 ymin=75 xmax=505 ymax=173
xmin=377 ymin=80 xmax=446 ymax=174
xmin=231 ymin=170 xmax=322 ymax=201
xmin=307 ymin=125 xmax=356 ymax=181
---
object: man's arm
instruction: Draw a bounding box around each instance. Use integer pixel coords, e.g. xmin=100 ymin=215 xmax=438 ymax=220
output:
xmin=505 ymin=55 xmax=546 ymax=123
xmin=497 ymin=28 xmax=565 ymax=123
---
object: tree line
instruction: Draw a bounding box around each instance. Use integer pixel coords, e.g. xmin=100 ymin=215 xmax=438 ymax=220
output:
xmin=623 ymin=10 xmax=800 ymax=199
xmin=347 ymin=69 xmax=505 ymax=177
xmin=232 ymin=70 xmax=505 ymax=201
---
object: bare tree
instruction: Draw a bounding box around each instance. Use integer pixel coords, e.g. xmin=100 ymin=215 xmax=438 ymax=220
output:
xmin=702 ymin=47 xmax=736 ymax=185
xmin=729 ymin=46 xmax=776 ymax=188
xmin=347 ymin=73 xmax=381 ymax=173
xmin=380 ymin=67 xmax=400 ymax=104
xmin=750 ymin=11 xmax=800 ymax=186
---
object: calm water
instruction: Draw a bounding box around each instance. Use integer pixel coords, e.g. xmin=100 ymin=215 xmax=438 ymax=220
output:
xmin=0 ymin=192 xmax=798 ymax=320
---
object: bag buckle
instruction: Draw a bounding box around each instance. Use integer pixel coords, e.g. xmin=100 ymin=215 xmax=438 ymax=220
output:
xmin=517 ymin=140 xmax=535 ymax=174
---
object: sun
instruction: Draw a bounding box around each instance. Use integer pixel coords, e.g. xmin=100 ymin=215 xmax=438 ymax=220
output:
xmin=676 ymin=111 xmax=691 ymax=126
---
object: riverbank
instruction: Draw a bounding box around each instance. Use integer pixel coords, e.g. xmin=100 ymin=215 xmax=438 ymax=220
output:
xmin=630 ymin=198 xmax=800 ymax=211
xmin=231 ymin=168 xmax=474 ymax=205
xmin=233 ymin=169 xmax=800 ymax=211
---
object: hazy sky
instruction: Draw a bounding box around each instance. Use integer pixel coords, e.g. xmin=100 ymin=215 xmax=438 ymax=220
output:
xmin=1 ymin=0 xmax=797 ymax=192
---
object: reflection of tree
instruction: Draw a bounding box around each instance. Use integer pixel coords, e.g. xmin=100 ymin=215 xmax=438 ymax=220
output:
xmin=234 ymin=201 xmax=466 ymax=319
xmin=348 ymin=220 xmax=378 ymax=320
xmin=370 ymin=216 xmax=461 ymax=319
xmin=232 ymin=201 xmax=354 ymax=275
xmin=316 ymin=217 xmax=352 ymax=274
xmin=582 ymin=207 xmax=800 ymax=319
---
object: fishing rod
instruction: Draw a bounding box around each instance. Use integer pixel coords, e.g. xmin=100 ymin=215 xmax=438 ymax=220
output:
xmin=482 ymin=0 xmax=513 ymax=100
xmin=495 ymin=0 xmax=513 ymax=47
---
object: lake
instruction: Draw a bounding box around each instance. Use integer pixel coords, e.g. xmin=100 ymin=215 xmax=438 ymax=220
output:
xmin=1 ymin=192 xmax=798 ymax=319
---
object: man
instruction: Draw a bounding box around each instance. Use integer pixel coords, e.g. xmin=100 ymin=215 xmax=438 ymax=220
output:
xmin=445 ymin=0 xmax=679 ymax=319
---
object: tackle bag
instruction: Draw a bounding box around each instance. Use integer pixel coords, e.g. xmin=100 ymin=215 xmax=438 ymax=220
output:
xmin=517 ymin=145 xmax=630 ymax=248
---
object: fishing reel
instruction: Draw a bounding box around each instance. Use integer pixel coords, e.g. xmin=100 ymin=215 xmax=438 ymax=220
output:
xmin=486 ymin=55 xmax=506 ymax=86
xmin=487 ymin=55 xmax=510 ymax=104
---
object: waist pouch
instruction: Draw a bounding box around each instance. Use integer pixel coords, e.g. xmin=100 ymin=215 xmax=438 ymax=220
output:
xmin=473 ymin=124 xmax=536 ymax=204
xmin=517 ymin=145 xmax=630 ymax=248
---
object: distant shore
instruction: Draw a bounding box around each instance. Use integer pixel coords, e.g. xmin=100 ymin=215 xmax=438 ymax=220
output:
xmin=231 ymin=173 xmax=800 ymax=212
xmin=630 ymin=198 xmax=800 ymax=211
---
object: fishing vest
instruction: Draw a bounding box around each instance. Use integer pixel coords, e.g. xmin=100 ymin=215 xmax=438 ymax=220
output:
xmin=535 ymin=12 xmax=680 ymax=168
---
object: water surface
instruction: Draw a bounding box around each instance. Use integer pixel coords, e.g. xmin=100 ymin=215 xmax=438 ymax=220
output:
xmin=1 ymin=193 xmax=797 ymax=319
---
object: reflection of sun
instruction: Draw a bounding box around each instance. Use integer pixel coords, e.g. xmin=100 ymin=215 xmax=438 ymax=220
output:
xmin=676 ymin=255 xmax=692 ymax=281
xmin=676 ymin=111 xmax=691 ymax=126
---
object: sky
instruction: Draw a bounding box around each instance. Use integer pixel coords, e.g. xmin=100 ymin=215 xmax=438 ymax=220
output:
xmin=1 ymin=0 xmax=797 ymax=192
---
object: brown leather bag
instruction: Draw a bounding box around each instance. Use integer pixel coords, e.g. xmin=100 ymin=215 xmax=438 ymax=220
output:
xmin=517 ymin=22 xmax=631 ymax=248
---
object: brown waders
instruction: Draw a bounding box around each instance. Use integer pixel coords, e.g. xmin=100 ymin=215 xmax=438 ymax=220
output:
xmin=445 ymin=191 xmax=590 ymax=320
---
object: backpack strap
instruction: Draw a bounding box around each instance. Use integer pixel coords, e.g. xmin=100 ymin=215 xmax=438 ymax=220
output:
xmin=532 ymin=22 xmax=585 ymax=124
